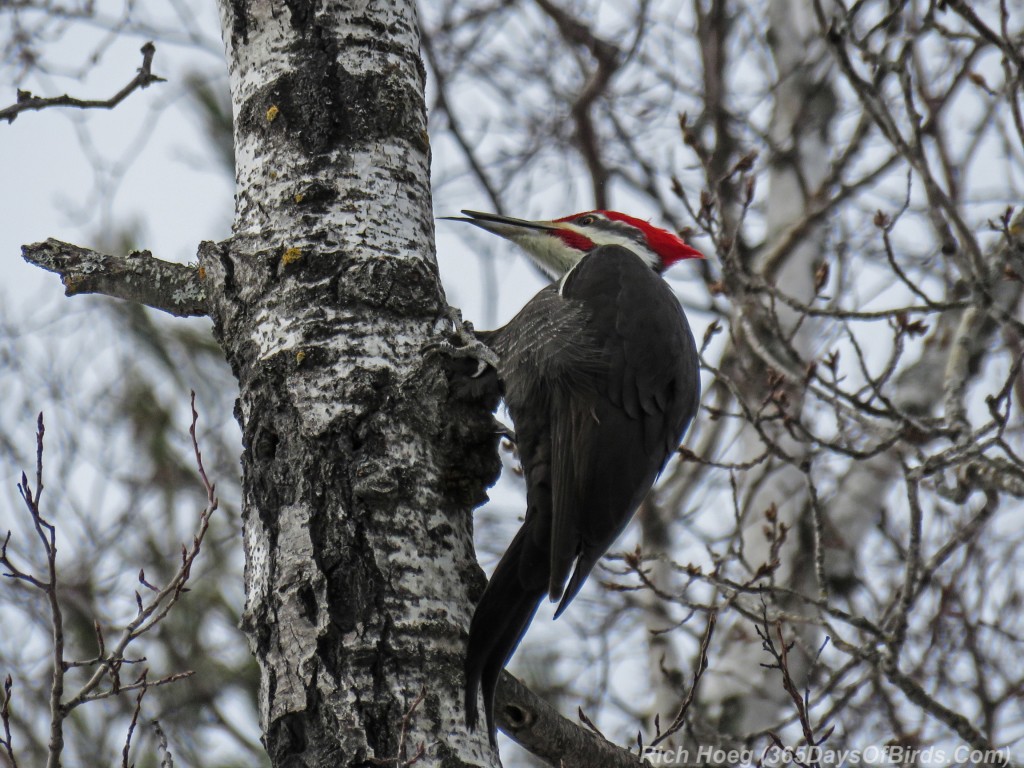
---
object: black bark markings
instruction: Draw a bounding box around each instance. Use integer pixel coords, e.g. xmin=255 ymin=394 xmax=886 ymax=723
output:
xmin=227 ymin=0 xmax=249 ymax=47
xmin=283 ymin=0 xmax=315 ymax=30
xmin=238 ymin=37 xmax=426 ymax=157
xmin=291 ymin=179 xmax=338 ymax=212
xmin=337 ymin=257 xmax=443 ymax=316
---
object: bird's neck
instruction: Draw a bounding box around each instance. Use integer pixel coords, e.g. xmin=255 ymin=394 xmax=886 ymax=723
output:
xmin=515 ymin=233 xmax=588 ymax=280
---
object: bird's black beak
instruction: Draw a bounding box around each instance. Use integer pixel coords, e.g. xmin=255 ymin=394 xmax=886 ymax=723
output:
xmin=440 ymin=210 xmax=558 ymax=236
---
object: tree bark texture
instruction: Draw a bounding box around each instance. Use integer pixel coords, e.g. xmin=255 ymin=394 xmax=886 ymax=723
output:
xmin=20 ymin=239 xmax=207 ymax=317
xmin=202 ymin=2 xmax=500 ymax=764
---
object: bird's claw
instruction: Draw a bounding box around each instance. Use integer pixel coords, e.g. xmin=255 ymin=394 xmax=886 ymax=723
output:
xmin=494 ymin=419 xmax=516 ymax=444
xmin=428 ymin=340 xmax=498 ymax=377
xmin=428 ymin=305 xmax=500 ymax=377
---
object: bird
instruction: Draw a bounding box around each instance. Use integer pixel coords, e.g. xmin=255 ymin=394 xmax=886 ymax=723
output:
xmin=445 ymin=209 xmax=703 ymax=745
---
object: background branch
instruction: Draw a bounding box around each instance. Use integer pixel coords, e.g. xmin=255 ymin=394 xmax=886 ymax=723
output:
xmin=0 ymin=42 xmax=165 ymax=125
xmin=0 ymin=397 xmax=218 ymax=767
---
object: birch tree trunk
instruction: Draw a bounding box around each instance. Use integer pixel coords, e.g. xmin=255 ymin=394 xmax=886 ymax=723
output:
xmin=17 ymin=4 xmax=658 ymax=764
xmin=200 ymin=2 xmax=500 ymax=764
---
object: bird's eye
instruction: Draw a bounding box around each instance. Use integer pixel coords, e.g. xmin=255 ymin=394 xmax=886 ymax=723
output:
xmin=577 ymin=215 xmax=596 ymax=226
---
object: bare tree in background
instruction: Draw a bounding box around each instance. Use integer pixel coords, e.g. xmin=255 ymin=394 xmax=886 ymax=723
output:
xmin=2 ymin=1 xmax=1023 ymax=767
xmin=2 ymin=5 xmax=254 ymax=765
xmin=426 ymin=1 xmax=1023 ymax=765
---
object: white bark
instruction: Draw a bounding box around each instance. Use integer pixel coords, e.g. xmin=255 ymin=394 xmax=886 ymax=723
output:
xmin=204 ymin=2 xmax=501 ymax=764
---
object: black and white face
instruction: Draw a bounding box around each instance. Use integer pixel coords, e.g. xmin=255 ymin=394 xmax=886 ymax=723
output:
xmin=447 ymin=209 xmax=696 ymax=281
xmin=550 ymin=213 xmax=662 ymax=272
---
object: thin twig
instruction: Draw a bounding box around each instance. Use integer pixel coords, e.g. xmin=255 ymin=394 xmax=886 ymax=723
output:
xmin=0 ymin=675 xmax=17 ymax=768
xmin=62 ymin=393 xmax=217 ymax=714
xmin=121 ymin=672 xmax=148 ymax=768
xmin=1 ymin=42 xmax=165 ymax=124
xmin=649 ymin=611 xmax=717 ymax=747
xmin=11 ymin=415 xmax=68 ymax=768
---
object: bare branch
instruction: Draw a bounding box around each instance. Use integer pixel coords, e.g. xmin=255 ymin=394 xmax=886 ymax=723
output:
xmin=649 ymin=611 xmax=717 ymax=747
xmin=0 ymin=675 xmax=17 ymax=768
xmin=494 ymin=672 xmax=641 ymax=768
xmin=21 ymin=239 xmax=207 ymax=318
xmin=120 ymin=674 xmax=147 ymax=768
xmin=0 ymin=42 xmax=166 ymax=125
xmin=0 ymin=399 xmax=218 ymax=766
xmin=757 ymin=615 xmax=830 ymax=760
xmin=6 ymin=415 xmax=70 ymax=768
xmin=944 ymin=0 xmax=1024 ymax=73
xmin=533 ymin=0 xmax=620 ymax=207
xmin=62 ymin=394 xmax=218 ymax=714
xmin=80 ymin=671 xmax=193 ymax=705
xmin=882 ymin=656 xmax=1013 ymax=766
xmin=886 ymin=465 xmax=924 ymax=654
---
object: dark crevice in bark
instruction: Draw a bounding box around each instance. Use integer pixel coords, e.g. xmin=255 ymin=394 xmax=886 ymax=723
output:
xmin=283 ymin=0 xmax=315 ymax=30
xmin=267 ymin=711 xmax=311 ymax=766
xmin=217 ymin=245 xmax=238 ymax=296
xmin=236 ymin=39 xmax=427 ymax=160
xmin=337 ymin=258 xmax=446 ymax=314
xmin=227 ymin=0 xmax=249 ymax=47
xmin=245 ymin=375 xmax=301 ymax=513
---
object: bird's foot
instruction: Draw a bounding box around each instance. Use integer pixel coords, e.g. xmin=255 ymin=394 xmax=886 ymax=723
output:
xmin=434 ymin=339 xmax=499 ymax=377
xmin=494 ymin=419 xmax=516 ymax=444
xmin=428 ymin=305 xmax=499 ymax=377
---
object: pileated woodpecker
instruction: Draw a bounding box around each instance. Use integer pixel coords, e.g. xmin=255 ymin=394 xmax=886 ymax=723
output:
xmin=446 ymin=209 xmax=703 ymax=744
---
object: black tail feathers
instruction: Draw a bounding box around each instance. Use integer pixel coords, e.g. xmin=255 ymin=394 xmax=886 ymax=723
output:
xmin=464 ymin=528 xmax=547 ymax=745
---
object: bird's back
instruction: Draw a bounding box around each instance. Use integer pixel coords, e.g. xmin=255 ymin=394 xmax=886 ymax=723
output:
xmin=465 ymin=245 xmax=700 ymax=741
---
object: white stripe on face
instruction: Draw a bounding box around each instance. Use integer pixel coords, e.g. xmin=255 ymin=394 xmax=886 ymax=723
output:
xmin=556 ymin=223 xmax=661 ymax=271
